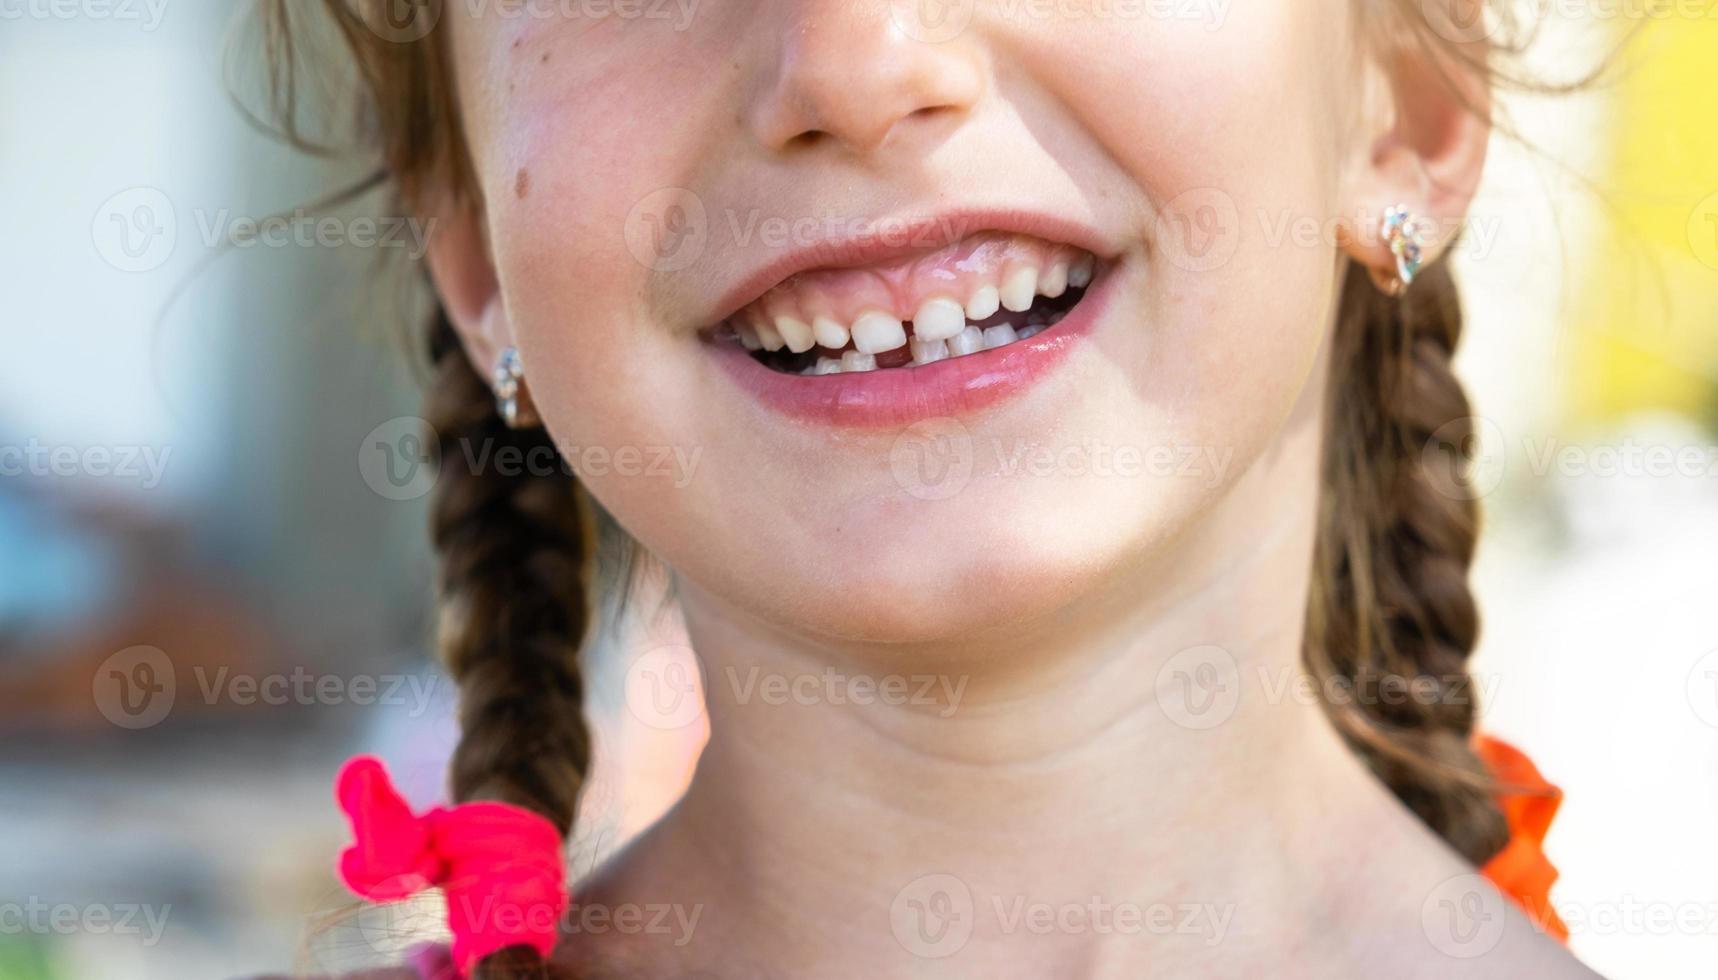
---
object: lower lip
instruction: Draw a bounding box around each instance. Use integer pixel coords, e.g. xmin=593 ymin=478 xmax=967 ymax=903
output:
xmin=708 ymin=268 xmax=1114 ymax=428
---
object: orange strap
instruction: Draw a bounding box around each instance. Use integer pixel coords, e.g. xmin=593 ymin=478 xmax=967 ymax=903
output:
xmin=1474 ymin=735 xmax=1569 ymax=942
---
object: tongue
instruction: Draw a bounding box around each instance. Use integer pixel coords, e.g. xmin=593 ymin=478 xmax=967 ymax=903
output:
xmin=875 ymin=346 xmax=914 ymax=369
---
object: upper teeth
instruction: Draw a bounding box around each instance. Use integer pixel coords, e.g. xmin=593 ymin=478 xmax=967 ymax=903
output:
xmin=754 ymin=318 xmax=784 ymax=350
xmin=964 ymin=285 xmax=1000 ymax=320
xmin=1067 ymin=254 xmax=1094 ymax=288
xmin=729 ymin=253 xmax=1097 ymax=373
xmin=812 ymin=315 xmax=849 ymax=349
xmin=775 ymin=315 xmax=815 ymax=354
xmin=850 ymin=310 xmax=907 ymax=355
xmin=1040 ymin=261 xmax=1068 ymax=299
xmin=911 ymin=297 xmax=966 ymax=342
xmin=999 ymin=267 xmax=1037 ymax=313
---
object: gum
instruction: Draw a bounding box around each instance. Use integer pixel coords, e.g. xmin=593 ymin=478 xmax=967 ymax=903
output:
xmin=735 ymin=232 xmax=1090 ymax=333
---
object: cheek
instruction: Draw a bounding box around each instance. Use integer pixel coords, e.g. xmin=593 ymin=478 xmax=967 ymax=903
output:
xmin=1026 ymin=10 xmax=1349 ymax=466
xmin=477 ymin=34 xmax=741 ymax=524
xmin=460 ymin=4 xmax=1355 ymax=642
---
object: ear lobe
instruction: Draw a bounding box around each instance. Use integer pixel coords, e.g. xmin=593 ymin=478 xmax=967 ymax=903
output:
xmin=424 ymin=194 xmax=513 ymax=380
xmin=1340 ymin=29 xmax=1492 ymax=282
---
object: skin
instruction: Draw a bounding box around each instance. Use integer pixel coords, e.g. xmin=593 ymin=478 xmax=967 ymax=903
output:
xmin=421 ymin=1 xmax=1602 ymax=976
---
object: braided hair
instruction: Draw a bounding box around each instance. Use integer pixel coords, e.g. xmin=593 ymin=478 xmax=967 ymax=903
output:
xmin=255 ymin=1 xmax=1545 ymax=973
xmin=1307 ymin=257 xmax=1507 ymax=865
xmin=424 ymin=310 xmax=594 ymax=977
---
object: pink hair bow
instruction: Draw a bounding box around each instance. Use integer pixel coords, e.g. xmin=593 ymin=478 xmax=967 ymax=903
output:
xmin=334 ymin=756 xmax=568 ymax=977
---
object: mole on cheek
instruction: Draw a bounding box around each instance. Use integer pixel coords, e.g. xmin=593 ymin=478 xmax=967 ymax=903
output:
xmin=514 ymin=168 xmax=530 ymax=199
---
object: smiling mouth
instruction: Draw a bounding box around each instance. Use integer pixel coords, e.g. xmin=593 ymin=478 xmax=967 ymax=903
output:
xmin=710 ymin=231 xmax=1100 ymax=375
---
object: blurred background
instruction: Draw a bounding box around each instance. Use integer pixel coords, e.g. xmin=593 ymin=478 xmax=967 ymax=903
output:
xmin=1 ymin=3 xmax=1715 ymax=978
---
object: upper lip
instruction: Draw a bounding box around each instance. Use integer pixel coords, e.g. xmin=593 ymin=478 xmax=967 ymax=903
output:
xmin=702 ymin=208 xmax=1119 ymax=330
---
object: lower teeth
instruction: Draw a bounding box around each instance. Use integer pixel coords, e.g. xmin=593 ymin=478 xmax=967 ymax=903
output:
xmin=771 ymin=293 xmax=1079 ymax=377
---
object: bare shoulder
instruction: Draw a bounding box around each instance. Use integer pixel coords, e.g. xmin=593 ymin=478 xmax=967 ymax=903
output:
xmin=1416 ymin=899 xmax=1608 ymax=980
xmin=1512 ymin=935 xmax=1609 ymax=980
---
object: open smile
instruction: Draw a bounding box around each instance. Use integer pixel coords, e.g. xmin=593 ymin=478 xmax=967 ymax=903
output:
xmin=704 ymin=219 xmax=1115 ymax=426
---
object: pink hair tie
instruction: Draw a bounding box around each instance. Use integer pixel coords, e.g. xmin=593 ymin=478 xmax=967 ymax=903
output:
xmin=334 ymin=756 xmax=568 ymax=977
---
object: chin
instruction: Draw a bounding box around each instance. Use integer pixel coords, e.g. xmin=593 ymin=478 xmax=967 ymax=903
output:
xmin=706 ymin=468 xmax=1187 ymax=652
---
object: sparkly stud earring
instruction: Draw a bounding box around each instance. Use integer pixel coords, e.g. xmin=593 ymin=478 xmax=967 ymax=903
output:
xmin=493 ymin=347 xmax=526 ymax=428
xmin=1377 ymin=204 xmax=1433 ymax=296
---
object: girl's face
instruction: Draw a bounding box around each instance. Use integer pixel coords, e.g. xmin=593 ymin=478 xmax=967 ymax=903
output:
xmin=439 ymin=2 xmax=1373 ymax=644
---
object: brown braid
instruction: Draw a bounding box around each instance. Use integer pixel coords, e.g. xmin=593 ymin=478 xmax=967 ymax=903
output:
xmin=253 ymin=0 xmax=1553 ymax=959
xmin=424 ymin=309 xmax=593 ymax=977
xmin=1305 ymin=257 xmax=1508 ymax=865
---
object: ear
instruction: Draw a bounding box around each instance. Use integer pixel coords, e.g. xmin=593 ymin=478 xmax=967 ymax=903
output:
xmin=424 ymin=193 xmax=541 ymax=425
xmin=1338 ymin=16 xmax=1491 ymax=287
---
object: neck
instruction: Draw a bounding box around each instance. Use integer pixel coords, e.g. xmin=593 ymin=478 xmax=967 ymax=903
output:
xmin=579 ymin=355 xmax=1475 ymax=978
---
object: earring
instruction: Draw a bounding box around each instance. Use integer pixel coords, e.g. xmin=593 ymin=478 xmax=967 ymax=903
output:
xmin=1377 ymin=205 xmax=1433 ymax=296
xmin=493 ymin=347 xmax=526 ymax=428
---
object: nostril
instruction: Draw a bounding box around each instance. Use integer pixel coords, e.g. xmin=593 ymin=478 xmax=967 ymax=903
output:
xmin=907 ymin=105 xmax=956 ymax=125
xmin=784 ymin=106 xmax=956 ymax=155
xmin=784 ymin=129 xmax=832 ymax=152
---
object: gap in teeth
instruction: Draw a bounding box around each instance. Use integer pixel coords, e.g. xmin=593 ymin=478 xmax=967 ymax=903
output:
xmin=726 ymin=248 xmax=1098 ymax=369
xmin=738 ymin=279 xmax=1089 ymax=376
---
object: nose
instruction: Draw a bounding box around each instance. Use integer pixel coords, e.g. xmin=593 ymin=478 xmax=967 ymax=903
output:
xmin=749 ymin=3 xmax=987 ymax=156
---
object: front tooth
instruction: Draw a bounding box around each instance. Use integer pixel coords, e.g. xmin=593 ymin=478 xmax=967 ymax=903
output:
xmin=910 ymin=337 xmax=949 ymax=365
xmin=774 ymin=315 xmax=815 ymax=354
xmin=850 ymin=310 xmax=907 ymax=354
xmin=1040 ymin=262 xmax=1068 ymax=299
xmin=947 ymin=325 xmax=985 ymax=356
xmin=812 ymin=315 xmax=849 ymax=349
xmin=982 ymin=324 xmax=1018 ymax=349
xmin=840 ymin=350 xmax=877 ymax=372
xmin=964 ymin=284 xmax=1001 ymax=320
xmin=1000 ymin=267 xmax=1038 ymax=312
xmin=1067 ymin=254 xmax=1094 ymax=288
xmin=1017 ymin=324 xmax=1044 ymax=340
xmin=912 ymin=297 xmax=966 ymax=342
xmin=755 ymin=317 xmax=786 ymax=351
xmin=735 ymin=321 xmax=762 ymax=350
xmin=813 ymin=357 xmax=843 ymax=375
